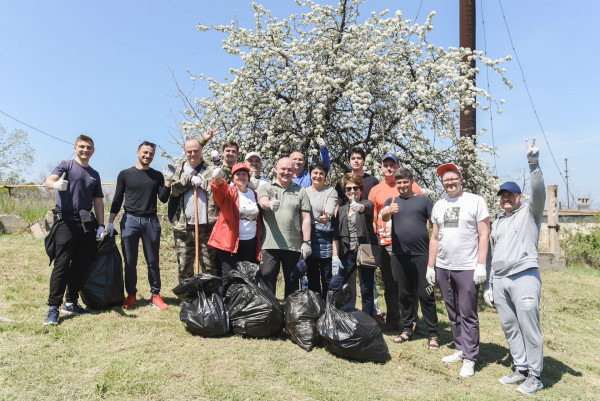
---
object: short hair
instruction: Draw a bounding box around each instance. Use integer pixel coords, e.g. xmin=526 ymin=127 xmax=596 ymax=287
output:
xmin=184 ymin=137 xmax=201 ymax=148
xmin=75 ymin=135 xmax=94 ymax=146
xmin=138 ymin=141 xmax=156 ymax=150
xmin=341 ymin=173 xmax=364 ymax=191
xmin=309 ymin=160 xmax=329 ymax=175
xmin=349 ymin=147 xmax=366 ymax=160
xmin=222 ymin=140 xmax=239 ymax=152
xmin=394 ymin=167 xmax=413 ymax=180
xmin=441 ymin=169 xmax=462 ymax=179
xmin=290 ymin=150 xmax=303 ymax=157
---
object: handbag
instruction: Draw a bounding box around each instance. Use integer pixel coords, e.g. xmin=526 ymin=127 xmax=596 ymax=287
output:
xmin=357 ymin=243 xmax=381 ymax=268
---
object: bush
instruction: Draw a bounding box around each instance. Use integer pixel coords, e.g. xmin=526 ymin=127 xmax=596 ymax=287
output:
xmin=562 ymin=215 xmax=600 ymax=269
xmin=0 ymin=187 xmax=54 ymax=225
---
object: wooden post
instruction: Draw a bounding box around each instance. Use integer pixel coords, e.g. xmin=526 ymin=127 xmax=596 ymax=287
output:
xmin=546 ymin=185 xmax=560 ymax=258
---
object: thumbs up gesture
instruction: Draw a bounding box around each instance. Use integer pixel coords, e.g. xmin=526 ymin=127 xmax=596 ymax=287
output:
xmin=388 ymin=196 xmax=399 ymax=215
xmin=526 ymin=137 xmax=539 ymax=164
xmin=318 ymin=208 xmax=330 ymax=223
xmin=350 ymin=194 xmax=362 ymax=213
xmin=270 ymin=191 xmax=280 ymax=212
xmin=53 ymin=172 xmax=68 ymax=191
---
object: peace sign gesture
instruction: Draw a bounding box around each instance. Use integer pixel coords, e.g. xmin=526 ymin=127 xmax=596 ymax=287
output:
xmin=525 ymin=137 xmax=539 ymax=164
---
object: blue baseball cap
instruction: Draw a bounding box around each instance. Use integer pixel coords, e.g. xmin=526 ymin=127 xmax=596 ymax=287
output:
xmin=497 ymin=181 xmax=522 ymax=195
xmin=382 ymin=152 xmax=399 ymax=164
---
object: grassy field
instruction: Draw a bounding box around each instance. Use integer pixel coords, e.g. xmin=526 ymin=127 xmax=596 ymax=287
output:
xmin=0 ymin=235 xmax=599 ymax=401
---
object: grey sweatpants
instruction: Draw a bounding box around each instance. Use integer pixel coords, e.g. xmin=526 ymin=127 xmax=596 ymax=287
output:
xmin=494 ymin=268 xmax=543 ymax=377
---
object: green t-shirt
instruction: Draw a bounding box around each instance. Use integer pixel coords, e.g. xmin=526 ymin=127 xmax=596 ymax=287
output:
xmin=257 ymin=181 xmax=311 ymax=251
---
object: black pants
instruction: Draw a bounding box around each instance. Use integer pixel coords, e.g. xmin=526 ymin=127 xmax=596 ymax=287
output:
xmin=48 ymin=220 xmax=97 ymax=306
xmin=306 ymin=257 xmax=332 ymax=299
xmin=259 ymin=249 xmax=300 ymax=299
xmin=216 ymin=238 xmax=257 ymax=295
xmin=391 ymin=254 xmax=438 ymax=336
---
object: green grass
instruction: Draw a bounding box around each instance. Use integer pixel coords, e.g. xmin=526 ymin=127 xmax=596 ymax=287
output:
xmin=1 ymin=235 xmax=599 ymax=400
xmin=0 ymin=190 xmax=54 ymax=226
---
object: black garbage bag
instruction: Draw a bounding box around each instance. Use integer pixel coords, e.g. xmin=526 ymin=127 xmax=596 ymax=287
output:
xmin=225 ymin=264 xmax=283 ymax=338
xmin=284 ymin=289 xmax=325 ymax=351
xmin=173 ymin=274 xmax=230 ymax=337
xmin=317 ymin=291 xmax=390 ymax=363
xmin=80 ymin=234 xmax=125 ymax=310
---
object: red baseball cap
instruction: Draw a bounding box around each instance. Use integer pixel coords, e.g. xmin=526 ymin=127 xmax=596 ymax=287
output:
xmin=437 ymin=163 xmax=460 ymax=177
xmin=231 ymin=162 xmax=250 ymax=176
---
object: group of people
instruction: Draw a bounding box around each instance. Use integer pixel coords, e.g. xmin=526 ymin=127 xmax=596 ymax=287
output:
xmin=43 ymin=133 xmax=546 ymax=395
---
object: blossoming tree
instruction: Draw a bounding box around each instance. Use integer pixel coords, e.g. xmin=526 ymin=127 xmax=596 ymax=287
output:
xmin=178 ymin=0 xmax=511 ymax=196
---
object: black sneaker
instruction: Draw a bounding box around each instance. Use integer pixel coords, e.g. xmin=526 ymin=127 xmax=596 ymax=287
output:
xmin=61 ymin=302 xmax=90 ymax=315
xmin=44 ymin=306 xmax=59 ymax=325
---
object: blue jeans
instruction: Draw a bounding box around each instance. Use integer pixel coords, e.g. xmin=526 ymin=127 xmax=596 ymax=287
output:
xmin=120 ymin=213 xmax=162 ymax=296
xmin=331 ymin=250 xmax=375 ymax=315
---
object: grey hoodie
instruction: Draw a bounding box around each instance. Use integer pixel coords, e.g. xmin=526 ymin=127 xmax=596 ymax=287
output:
xmin=490 ymin=161 xmax=545 ymax=278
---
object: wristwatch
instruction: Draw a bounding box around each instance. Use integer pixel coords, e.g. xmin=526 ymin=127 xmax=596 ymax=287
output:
xmin=303 ymin=240 xmax=311 ymax=245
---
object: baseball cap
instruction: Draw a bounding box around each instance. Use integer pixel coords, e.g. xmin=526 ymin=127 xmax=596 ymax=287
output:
xmin=245 ymin=152 xmax=262 ymax=161
xmin=497 ymin=181 xmax=521 ymax=195
xmin=382 ymin=152 xmax=399 ymax=164
xmin=437 ymin=163 xmax=460 ymax=177
xmin=231 ymin=162 xmax=250 ymax=176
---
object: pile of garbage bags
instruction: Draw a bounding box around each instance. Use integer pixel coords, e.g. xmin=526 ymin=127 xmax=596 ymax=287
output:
xmin=173 ymin=274 xmax=230 ymax=337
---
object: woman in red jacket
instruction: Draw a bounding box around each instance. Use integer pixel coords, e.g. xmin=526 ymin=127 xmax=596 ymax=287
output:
xmin=208 ymin=162 xmax=261 ymax=293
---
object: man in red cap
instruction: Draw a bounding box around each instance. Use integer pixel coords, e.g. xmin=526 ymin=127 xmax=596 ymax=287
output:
xmin=426 ymin=162 xmax=490 ymax=378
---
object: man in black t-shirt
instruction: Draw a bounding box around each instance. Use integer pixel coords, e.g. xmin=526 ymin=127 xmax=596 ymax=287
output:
xmin=381 ymin=167 xmax=439 ymax=349
xmin=335 ymin=147 xmax=379 ymax=206
xmin=107 ymin=141 xmax=171 ymax=310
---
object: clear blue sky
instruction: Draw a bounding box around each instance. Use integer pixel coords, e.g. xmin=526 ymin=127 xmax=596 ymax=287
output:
xmin=1 ymin=1 xmax=598 ymax=208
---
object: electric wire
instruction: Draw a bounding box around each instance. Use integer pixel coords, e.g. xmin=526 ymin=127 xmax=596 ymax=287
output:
xmin=497 ymin=0 xmax=578 ymax=207
xmin=479 ymin=0 xmax=498 ymax=177
xmin=0 ymin=109 xmax=73 ymax=145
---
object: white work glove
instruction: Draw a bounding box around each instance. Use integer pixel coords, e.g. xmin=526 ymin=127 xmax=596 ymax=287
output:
xmin=426 ymin=266 xmax=436 ymax=286
xmin=526 ymin=137 xmax=539 ymax=164
xmin=316 ymin=137 xmax=327 ymax=149
xmin=96 ymin=226 xmax=105 ymax=242
xmin=483 ymin=282 xmax=494 ymax=308
xmin=53 ymin=173 xmax=68 ymax=191
xmin=191 ymin=176 xmax=203 ymax=187
xmin=163 ymin=164 xmax=175 ymax=181
xmin=106 ymin=223 xmax=115 ymax=236
xmin=212 ymin=166 xmax=225 ymax=179
xmin=350 ymin=199 xmax=362 ymax=213
xmin=331 ymin=256 xmax=341 ymax=275
xmin=270 ymin=198 xmax=280 ymax=212
xmin=473 ymin=263 xmax=487 ymax=285
xmin=301 ymin=242 xmax=312 ymax=260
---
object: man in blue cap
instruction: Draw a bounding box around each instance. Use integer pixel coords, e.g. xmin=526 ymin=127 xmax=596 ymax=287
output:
xmin=485 ymin=138 xmax=546 ymax=395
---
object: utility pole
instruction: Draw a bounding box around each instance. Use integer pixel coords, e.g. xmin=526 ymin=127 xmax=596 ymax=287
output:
xmin=564 ymin=157 xmax=570 ymax=209
xmin=460 ymin=0 xmax=476 ymax=189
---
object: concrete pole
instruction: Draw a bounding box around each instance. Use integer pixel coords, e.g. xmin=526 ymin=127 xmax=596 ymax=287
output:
xmin=547 ymin=185 xmax=560 ymax=257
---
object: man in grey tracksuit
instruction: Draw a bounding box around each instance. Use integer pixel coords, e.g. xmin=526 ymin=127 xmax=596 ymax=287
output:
xmin=485 ymin=138 xmax=545 ymax=395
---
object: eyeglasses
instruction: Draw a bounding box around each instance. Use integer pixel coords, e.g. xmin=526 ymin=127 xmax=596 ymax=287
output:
xmin=345 ymin=186 xmax=360 ymax=192
xmin=442 ymin=178 xmax=460 ymax=184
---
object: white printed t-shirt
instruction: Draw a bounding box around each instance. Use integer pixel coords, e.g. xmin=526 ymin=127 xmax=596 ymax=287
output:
xmin=431 ymin=192 xmax=489 ymax=271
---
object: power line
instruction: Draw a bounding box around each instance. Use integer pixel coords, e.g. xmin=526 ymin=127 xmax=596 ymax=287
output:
xmin=0 ymin=109 xmax=73 ymax=145
xmin=497 ymin=0 xmax=578 ymax=207
xmin=479 ymin=0 xmax=498 ymax=177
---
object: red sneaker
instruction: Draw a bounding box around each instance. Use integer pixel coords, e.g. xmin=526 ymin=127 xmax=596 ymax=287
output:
xmin=122 ymin=294 xmax=137 ymax=309
xmin=150 ymin=294 xmax=168 ymax=310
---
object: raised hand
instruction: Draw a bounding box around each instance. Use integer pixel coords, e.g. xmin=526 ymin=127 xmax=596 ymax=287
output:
xmin=53 ymin=172 xmax=68 ymax=191
xmin=526 ymin=137 xmax=539 ymax=164
xmin=270 ymin=191 xmax=280 ymax=212
xmin=203 ymin=128 xmax=221 ymax=142
xmin=388 ymin=196 xmax=399 ymax=215
xmin=316 ymin=137 xmax=327 ymax=149
xmin=318 ymin=208 xmax=330 ymax=223
xmin=350 ymin=194 xmax=362 ymax=213
xmin=212 ymin=166 xmax=225 ymax=179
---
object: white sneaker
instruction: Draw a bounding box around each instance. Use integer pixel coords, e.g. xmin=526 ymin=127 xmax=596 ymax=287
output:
xmin=459 ymin=359 xmax=475 ymax=377
xmin=442 ymin=350 xmax=464 ymax=363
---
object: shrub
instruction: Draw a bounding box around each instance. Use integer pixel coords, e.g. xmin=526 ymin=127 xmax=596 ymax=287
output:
xmin=562 ymin=215 xmax=600 ymax=269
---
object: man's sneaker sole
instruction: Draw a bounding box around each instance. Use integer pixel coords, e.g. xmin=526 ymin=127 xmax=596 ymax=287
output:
xmin=499 ymin=372 xmax=527 ymax=386
xmin=43 ymin=320 xmax=58 ymax=326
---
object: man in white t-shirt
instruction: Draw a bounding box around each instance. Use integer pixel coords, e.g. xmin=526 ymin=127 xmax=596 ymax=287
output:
xmin=426 ymin=163 xmax=490 ymax=378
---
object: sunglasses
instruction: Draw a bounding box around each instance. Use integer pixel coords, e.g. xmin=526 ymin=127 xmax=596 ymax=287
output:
xmin=140 ymin=141 xmax=157 ymax=149
xmin=345 ymin=186 xmax=360 ymax=192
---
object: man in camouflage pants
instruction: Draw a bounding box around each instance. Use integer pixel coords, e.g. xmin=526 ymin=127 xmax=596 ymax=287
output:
xmin=166 ymin=135 xmax=220 ymax=282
